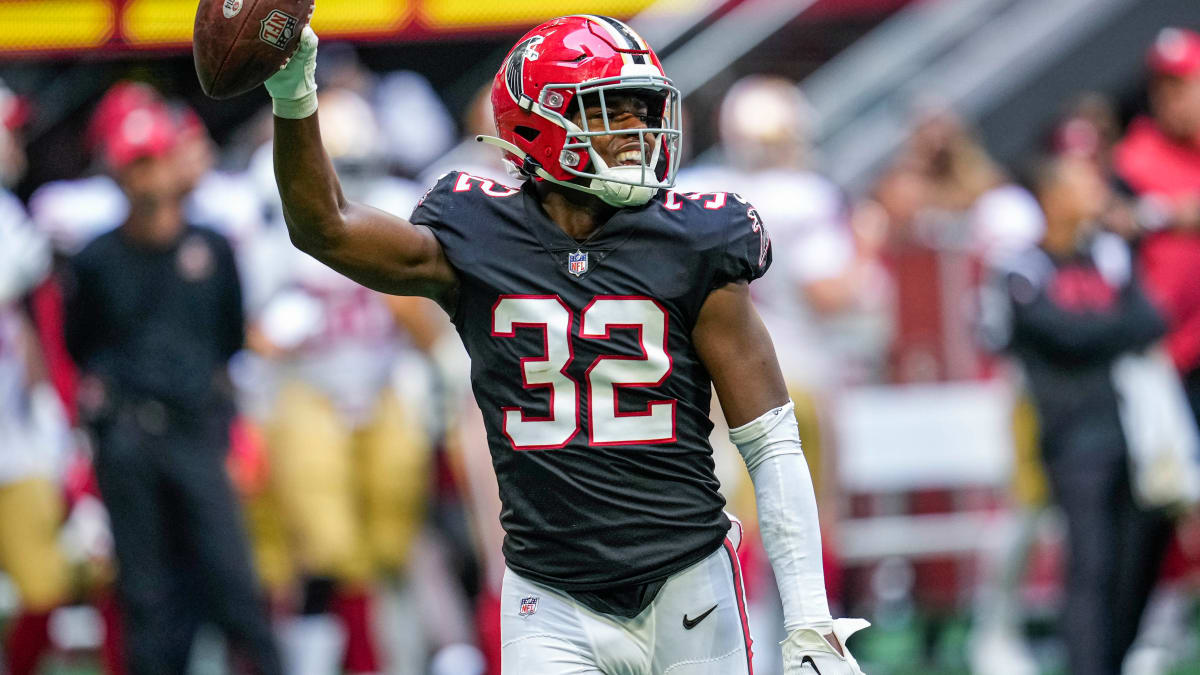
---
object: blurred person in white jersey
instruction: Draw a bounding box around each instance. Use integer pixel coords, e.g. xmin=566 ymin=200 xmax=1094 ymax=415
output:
xmin=245 ymin=87 xmax=437 ymax=675
xmin=678 ymin=75 xmax=894 ymax=394
xmin=0 ymin=80 xmax=75 ymax=675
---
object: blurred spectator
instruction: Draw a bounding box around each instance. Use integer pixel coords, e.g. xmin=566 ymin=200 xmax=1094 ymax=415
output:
xmin=243 ymin=87 xmax=443 ymax=675
xmin=420 ymin=83 xmax=515 ymax=188
xmin=906 ymin=106 xmax=1005 ymax=216
xmin=1051 ymin=93 xmax=1122 ymax=172
xmin=1109 ymin=32 xmax=1200 ymax=671
xmin=312 ymin=42 xmax=456 ymax=178
xmin=679 ymin=76 xmax=894 ymax=391
xmin=27 ymin=82 xmax=168 ymax=256
xmin=966 ymin=96 xmax=1129 ymax=675
xmin=63 ymin=85 xmax=281 ymax=675
xmin=983 ymin=155 xmax=1169 ymax=675
xmin=374 ymin=70 xmax=457 ymax=178
xmin=0 ymin=86 xmax=76 ymax=674
xmin=1115 ymin=27 xmax=1200 ymax=424
xmin=1049 ymin=94 xmax=1142 ymax=243
xmin=876 ymin=107 xmax=1018 ymax=382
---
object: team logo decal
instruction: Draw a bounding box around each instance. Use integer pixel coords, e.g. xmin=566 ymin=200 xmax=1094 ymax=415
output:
xmin=747 ymin=206 xmax=769 ymax=268
xmin=222 ymin=0 xmax=242 ymax=19
xmin=177 ymin=236 xmax=214 ymax=282
xmin=518 ymin=596 xmax=539 ymax=617
xmin=259 ymin=9 xmax=299 ymax=50
xmin=568 ymin=249 xmax=588 ymax=277
xmin=504 ymin=35 xmax=544 ymax=103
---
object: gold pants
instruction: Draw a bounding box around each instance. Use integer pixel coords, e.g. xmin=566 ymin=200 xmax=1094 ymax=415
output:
xmin=0 ymin=478 xmax=71 ymax=610
xmin=252 ymin=382 xmax=431 ymax=589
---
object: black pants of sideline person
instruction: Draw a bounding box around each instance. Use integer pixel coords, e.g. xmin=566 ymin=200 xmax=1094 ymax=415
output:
xmin=1044 ymin=426 xmax=1171 ymax=675
xmin=92 ymin=404 xmax=282 ymax=675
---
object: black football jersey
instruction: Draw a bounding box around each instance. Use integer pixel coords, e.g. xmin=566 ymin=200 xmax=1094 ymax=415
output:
xmin=411 ymin=171 xmax=771 ymax=592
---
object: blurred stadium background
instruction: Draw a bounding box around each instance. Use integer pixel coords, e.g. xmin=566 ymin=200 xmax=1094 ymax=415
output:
xmin=3 ymin=0 xmax=1200 ymax=673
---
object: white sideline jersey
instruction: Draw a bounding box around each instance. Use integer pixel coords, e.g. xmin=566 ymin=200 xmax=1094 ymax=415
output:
xmin=675 ymin=166 xmax=851 ymax=387
xmin=0 ymin=306 xmax=68 ymax=484
xmin=258 ymin=252 xmax=401 ymax=426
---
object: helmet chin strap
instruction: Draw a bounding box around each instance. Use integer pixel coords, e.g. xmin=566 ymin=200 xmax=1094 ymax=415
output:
xmin=476 ymin=134 xmax=658 ymax=207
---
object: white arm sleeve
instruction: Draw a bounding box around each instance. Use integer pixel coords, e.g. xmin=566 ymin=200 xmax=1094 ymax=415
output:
xmin=729 ymin=400 xmax=833 ymax=632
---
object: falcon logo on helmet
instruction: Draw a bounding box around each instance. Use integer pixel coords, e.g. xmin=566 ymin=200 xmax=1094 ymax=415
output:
xmin=504 ymin=35 xmax=545 ymax=106
xmin=477 ymin=15 xmax=683 ymax=207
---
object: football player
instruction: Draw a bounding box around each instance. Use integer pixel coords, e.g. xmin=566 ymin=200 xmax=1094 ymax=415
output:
xmin=264 ymin=15 xmax=867 ymax=674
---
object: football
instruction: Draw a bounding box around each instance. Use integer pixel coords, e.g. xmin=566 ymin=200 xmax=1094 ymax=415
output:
xmin=193 ymin=0 xmax=314 ymax=100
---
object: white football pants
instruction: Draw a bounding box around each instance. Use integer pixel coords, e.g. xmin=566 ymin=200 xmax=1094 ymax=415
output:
xmin=500 ymin=535 xmax=753 ymax=675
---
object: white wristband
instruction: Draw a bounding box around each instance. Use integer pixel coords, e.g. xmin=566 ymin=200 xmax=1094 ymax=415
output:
xmin=272 ymin=92 xmax=318 ymax=120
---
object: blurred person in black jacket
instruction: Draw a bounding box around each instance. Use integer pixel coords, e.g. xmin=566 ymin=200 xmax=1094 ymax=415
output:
xmin=982 ymin=156 xmax=1169 ymax=675
xmin=63 ymin=85 xmax=281 ymax=675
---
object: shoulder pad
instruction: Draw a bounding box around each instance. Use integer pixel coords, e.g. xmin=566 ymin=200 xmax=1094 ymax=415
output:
xmin=658 ymin=190 xmax=771 ymax=287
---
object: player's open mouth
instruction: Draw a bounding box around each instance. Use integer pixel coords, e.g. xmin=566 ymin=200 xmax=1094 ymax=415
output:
xmin=615 ymin=149 xmax=644 ymax=166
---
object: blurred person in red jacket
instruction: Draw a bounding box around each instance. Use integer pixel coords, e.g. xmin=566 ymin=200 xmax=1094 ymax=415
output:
xmin=1114 ymin=27 xmax=1200 ymax=420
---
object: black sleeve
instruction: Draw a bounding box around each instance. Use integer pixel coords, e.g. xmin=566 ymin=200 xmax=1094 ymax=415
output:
xmin=212 ymin=234 xmax=245 ymax=362
xmin=1009 ymin=273 xmax=1167 ymax=362
xmin=62 ymin=253 xmax=98 ymax=368
xmin=409 ymin=171 xmax=457 ymax=229
xmin=711 ymin=197 xmax=772 ymax=289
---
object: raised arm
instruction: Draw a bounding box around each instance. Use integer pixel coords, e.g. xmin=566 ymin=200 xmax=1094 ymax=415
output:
xmin=693 ymin=281 xmax=868 ymax=674
xmin=267 ymin=28 xmax=457 ymax=302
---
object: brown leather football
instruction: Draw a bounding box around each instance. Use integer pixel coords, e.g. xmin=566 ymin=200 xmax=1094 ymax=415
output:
xmin=193 ymin=0 xmax=314 ymax=100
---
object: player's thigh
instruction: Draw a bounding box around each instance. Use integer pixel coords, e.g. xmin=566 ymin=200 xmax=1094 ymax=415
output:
xmin=500 ymin=568 xmax=629 ymax=675
xmin=267 ymin=381 xmax=358 ymax=576
xmin=502 ymin=634 xmax=606 ymax=675
xmin=650 ymin=541 xmax=753 ymax=675
xmin=0 ymin=478 xmax=71 ymax=610
xmin=354 ymin=389 xmax=431 ymax=572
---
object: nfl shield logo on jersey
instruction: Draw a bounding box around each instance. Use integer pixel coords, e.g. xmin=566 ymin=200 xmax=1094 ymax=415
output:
xmin=568 ymin=249 xmax=588 ymax=276
xmin=519 ymin=596 xmax=539 ymax=617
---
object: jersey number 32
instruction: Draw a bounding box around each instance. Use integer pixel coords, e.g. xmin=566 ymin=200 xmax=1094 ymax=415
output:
xmin=491 ymin=295 xmax=674 ymax=450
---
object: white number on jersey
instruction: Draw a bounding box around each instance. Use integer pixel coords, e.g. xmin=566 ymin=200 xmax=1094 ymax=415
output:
xmin=491 ymin=296 xmax=579 ymax=449
xmin=490 ymin=295 xmax=675 ymax=450
xmin=580 ymin=297 xmax=674 ymax=444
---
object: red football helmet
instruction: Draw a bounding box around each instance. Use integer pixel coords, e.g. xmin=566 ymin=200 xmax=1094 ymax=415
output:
xmin=478 ymin=15 xmax=682 ymax=207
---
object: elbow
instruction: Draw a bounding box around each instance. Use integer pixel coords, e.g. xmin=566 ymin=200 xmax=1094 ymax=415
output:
xmin=285 ymin=213 xmax=344 ymax=256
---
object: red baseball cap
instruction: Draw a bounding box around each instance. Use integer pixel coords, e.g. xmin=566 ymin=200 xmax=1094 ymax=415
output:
xmin=101 ymin=103 xmax=177 ymax=170
xmin=88 ymin=82 xmax=178 ymax=170
xmin=1148 ymin=27 xmax=1200 ymax=78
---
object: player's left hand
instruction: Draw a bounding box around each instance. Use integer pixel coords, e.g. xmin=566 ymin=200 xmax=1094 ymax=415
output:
xmin=781 ymin=618 xmax=870 ymax=674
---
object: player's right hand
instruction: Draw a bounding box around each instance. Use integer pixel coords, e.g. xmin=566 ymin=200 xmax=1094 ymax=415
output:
xmin=264 ymin=25 xmax=318 ymax=119
xmin=781 ymin=618 xmax=870 ymax=674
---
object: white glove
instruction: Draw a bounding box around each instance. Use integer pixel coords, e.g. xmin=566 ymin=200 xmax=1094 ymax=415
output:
xmin=782 ymin=618 xmax=870 ymax=674
xmin=264 ymin=25 xmax=318 ymax=119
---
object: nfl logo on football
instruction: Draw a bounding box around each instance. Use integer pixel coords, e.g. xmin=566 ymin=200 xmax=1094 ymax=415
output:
xmin=519 ymin=596 xmax=539 ymax=617
xmin=259 ymin=9 xmax=298 ymax=50
xmin=568 ymin=249 xmax=588 ymax=276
